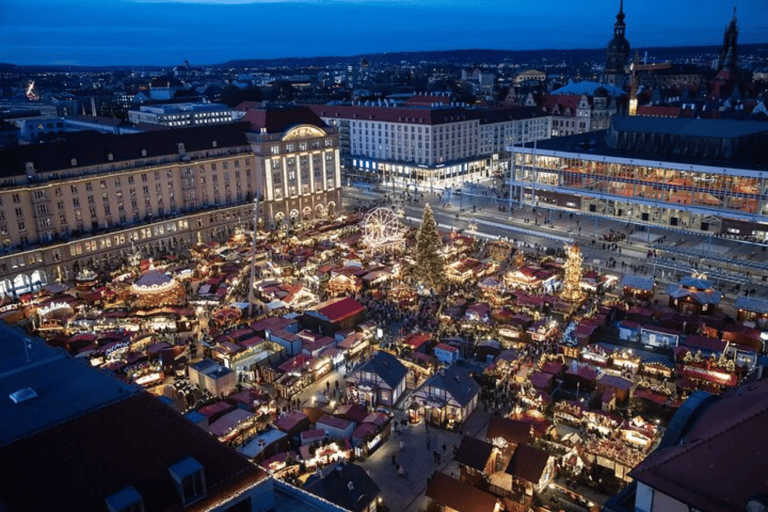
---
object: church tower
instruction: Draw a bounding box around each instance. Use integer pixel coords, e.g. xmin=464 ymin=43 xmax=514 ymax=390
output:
xmin=603 ymin=0 xmax=631 ymax=89
xmin=716 ymin=5 xmax=739 ymax=72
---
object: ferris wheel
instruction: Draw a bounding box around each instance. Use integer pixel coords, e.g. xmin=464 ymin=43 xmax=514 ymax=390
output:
xmin=363 ymin=207 xmax=404 ymax=252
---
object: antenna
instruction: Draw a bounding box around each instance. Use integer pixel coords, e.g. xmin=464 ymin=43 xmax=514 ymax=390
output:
xmin=248 ymin=193 xmax=260 ymax=317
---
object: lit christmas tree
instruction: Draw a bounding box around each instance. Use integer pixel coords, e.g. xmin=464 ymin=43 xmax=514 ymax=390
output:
xmin=560 ymin=243 xmax=584 ymax=302
xmin=415 ymin=204 xmax=444 ymax=287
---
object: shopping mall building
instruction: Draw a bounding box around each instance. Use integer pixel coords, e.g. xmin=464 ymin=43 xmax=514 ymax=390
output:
xmin=507 ymin=116 xmax=768 ymax=239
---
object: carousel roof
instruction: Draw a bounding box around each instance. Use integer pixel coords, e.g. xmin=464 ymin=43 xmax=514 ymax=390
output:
xmin=134 ymin=270 xmax=173 ymax=288
xmin=130 ymin=270 xmax=180 ymax=295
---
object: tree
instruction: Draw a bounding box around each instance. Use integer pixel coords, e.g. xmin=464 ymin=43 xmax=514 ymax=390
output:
xmin=415 ymin=204 xmax=444 ymax=287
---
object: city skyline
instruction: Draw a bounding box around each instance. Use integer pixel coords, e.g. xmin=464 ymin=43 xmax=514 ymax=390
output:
xmin=1 ymin=0 xmax=766 ymax=66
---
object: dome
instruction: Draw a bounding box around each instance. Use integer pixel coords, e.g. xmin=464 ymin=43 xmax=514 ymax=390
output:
xmin=129 ymin=269 xmax=185 ymax=308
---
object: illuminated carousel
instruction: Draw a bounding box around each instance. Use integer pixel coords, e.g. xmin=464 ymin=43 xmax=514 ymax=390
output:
xmin=75 ymin=269 xmax=99 ymax=291
xmin=129 ymin=269 xmax=185 ymax=308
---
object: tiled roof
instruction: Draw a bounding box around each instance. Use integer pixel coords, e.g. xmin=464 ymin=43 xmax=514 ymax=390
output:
xmin=309 ymin=104 xmax=544 ymax=126
xmin=0 ymin=392 xmax=265 ymax=512
xmin=0 ymin=122 xmax=250 ymax=177
xmin=242 ymin=105 xmax=326 ymax=134
xmin=631 ymin=380 xmax=768 ymax=512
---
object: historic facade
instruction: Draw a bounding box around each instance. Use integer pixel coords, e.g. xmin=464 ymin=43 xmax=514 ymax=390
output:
xmin=603 ymin=0 xmax=631 ymax=89
xmin=0 ymin=124 xmax=259 ymax=296
xmin=243 ymin=106 xmax=342 ymax=229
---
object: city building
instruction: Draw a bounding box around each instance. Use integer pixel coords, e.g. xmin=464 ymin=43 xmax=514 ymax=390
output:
xmin=603 ymin=0 xmax=631 ymax=88
xmin=0 ymin=123 xmax=258 ymax=296
xmin=310 ymin=104 xmax=551 ymax=188
xmin=514 ymin=69 xmax=547 ymax=86
xmin=507 ymin=115 xmax=768 ymax=240
xmin=0 ymin=321 xmax=274 ymax=511
xmin=242 ymin=105 xmax=342 ymax=227
xmin=523 ymin=81 xmax=624 ymax=137
xmin=128 ymin=102 xmax=234 ymax=127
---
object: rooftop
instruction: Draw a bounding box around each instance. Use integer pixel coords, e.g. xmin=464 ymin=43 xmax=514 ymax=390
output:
xmin=0 ymin=323 xmax=138 ymax=447
xmin=551 ymin=81 xmax=625 ymax=97
xmin=304 ymin=462 xmax=380 ymax=512
xmin=520 ymin=119 xmax=768 ymax=172
xmin=631 ymin=379 xmax=768 ymax=512
xmin=0 ymin=122 xmax=251 ymax=177
xmin=355 ymin=350 xmax=408 ymax=389
xmin=426 ymin=470 xmax=498 ymax=512
xmin=422 ymin=364 xmax=480 ymax=407
xmin=309 ymin=104 xmax=546 ymax=126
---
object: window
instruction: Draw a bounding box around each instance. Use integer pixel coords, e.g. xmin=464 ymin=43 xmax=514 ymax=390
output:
xmin=12 ymin=193 xmax=20 ymax=203
xmin=86 ymin=182 xmax=93 ymax=192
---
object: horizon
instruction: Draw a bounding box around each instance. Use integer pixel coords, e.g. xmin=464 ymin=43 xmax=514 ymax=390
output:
xmin=1 ymin=0 xmax=766 ymax=66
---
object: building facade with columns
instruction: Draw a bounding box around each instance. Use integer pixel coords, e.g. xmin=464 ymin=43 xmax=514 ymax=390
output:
xmin=0 ymin=123 xmax=259 ymax=296
xmin=242 ymin=106 xmax=342 ymax=229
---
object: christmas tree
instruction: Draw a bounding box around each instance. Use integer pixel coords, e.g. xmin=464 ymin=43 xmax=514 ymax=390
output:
xmin=415 ymin=204 xmax=444 ymax=287
xmin=560 ymin=243 xmax=584 ymax=302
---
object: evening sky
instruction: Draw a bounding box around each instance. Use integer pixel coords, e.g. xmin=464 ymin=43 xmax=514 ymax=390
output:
xmin=0 ymin=0 xmax=765 ymax=65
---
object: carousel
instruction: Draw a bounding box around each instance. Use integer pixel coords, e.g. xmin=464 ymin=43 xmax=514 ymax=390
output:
xmin=129 ymin=269 xmax=185 ymax=309
xmin=75 ymin=269 xmax=99 ymax=291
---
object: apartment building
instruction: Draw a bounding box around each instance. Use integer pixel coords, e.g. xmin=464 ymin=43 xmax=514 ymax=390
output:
xmin=310 ymin=104 xmax=551 ymax=188
xmin=128 ymin=102 xmax=233 ymax=127
xmin=0 ymin=123 xmax=258 ymax=296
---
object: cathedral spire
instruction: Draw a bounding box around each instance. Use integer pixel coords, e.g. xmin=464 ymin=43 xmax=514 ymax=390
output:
xmin=616 ymin=0 xmax=626 ymax=24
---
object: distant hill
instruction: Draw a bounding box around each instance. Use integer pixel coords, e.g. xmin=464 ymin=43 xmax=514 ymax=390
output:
xmin=5 ymin=44 xmax=767 ymax=72
xmin=219 ymin=44 xmax=768 ymax=69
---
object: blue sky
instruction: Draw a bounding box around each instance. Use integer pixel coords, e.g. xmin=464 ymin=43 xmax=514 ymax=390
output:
xmin=0 ymin=0 xmax=765 ymax=65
